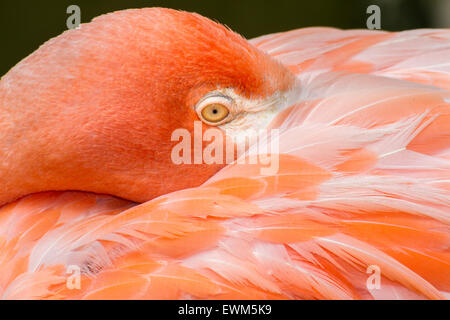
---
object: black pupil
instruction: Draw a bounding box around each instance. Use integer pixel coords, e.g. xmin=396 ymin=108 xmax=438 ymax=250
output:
xmin=212 ymin=108 xmax=218 ymax=114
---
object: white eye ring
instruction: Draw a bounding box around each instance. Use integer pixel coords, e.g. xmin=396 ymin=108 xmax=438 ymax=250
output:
xmin=195 ymin=93 xmax=234 ymax=126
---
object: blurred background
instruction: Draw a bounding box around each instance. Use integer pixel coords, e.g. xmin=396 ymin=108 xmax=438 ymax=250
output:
xmin=0 ymin=0 xmax=449 ymax=76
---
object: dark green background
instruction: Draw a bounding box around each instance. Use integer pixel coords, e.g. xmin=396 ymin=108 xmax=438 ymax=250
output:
xmin=0 ymin=0 xmax=448 ymax=76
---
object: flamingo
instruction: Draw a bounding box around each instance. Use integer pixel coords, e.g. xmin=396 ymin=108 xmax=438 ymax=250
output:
xmin=0 ymin=7 xmax=449 ymax=300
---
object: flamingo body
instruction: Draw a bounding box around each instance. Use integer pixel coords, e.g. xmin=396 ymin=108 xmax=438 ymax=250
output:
xmin=0 ymin=8 xmax=449 ymax=299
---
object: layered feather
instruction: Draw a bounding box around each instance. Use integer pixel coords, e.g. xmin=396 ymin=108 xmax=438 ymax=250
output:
xmin=1 ymin=27 xmax=449 ymax=300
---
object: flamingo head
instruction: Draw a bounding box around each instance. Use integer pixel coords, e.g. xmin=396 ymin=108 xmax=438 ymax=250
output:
xmin=0 ymin=8 xmax=296 ymax=204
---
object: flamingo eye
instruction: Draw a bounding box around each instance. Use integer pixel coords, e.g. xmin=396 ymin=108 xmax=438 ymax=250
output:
xmin=200 ymin=103 xmax=230 ymax=124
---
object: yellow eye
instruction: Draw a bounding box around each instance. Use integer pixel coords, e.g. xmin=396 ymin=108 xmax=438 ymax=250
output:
xmin=200 ymin=103 xmax=229 ymax=123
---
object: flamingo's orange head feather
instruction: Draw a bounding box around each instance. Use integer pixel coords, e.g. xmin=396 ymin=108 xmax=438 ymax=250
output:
xmin=0 ymin=8 xmax=295 ymax=204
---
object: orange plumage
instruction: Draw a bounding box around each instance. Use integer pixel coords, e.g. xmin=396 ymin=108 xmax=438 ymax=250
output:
xmin=0 ymin=8 xmax=449 ymax=299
